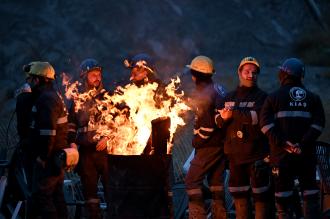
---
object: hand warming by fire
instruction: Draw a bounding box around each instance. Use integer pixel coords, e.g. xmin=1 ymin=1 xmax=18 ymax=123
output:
xmin=63 ymin=74 xmax=190 ymax=155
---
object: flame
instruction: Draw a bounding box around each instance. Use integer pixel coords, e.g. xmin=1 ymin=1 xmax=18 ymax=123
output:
xmin=64 ymin=74 xmax=190 ymax=155
xmin=63 ymin=74 xmax=100 ymax=113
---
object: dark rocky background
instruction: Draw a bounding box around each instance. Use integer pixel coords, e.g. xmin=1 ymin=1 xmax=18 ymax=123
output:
xmin=0 ymin=0 xmax=330 ymax=147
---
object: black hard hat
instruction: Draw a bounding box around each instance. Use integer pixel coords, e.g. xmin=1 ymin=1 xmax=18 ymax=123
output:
xmin=79 ymin=58 xmax=102 ymax=78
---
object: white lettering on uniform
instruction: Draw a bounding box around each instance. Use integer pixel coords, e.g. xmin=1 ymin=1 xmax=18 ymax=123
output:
xmin=289 ymin=101 xmax=307 ymax=107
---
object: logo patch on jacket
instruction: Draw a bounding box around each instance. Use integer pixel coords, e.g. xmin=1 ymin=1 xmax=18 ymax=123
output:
xmin=289 ymin=87 xmax=306 ymax=101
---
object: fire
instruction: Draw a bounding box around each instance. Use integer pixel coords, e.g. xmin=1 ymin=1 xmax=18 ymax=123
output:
xmin=64 ymin=75 xmax=190 ymax=155
xmin=62 ymin=72 xmax=99 ymax=112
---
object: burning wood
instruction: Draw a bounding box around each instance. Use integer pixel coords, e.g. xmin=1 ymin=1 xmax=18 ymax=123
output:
xmin=63 ymin=75 xmax=190 ymax=155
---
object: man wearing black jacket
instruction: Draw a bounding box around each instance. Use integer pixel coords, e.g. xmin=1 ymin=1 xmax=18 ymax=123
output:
xmin=185 ymin=55 xmax=227 ymax=219
xmin=215 ymin=56 xmax=271 ymax=219
xmin=15 ymin=79 xmax=34 ymax=188
xmin=24 ymin=61 xmax=68 ymax=219
xmin=260 ymin=58 xmax=325 ymax=219
xmin=67 ymin=58 xmax=110 ymax=219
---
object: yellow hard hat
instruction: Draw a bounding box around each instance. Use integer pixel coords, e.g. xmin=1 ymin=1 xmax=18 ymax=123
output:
xmin=23 ymin=61 xmax=56 ymax=80
xmin=186 ymin=55 xmax=215 ymax=75
xmin=238 ymin=56 xmax=260 ymax=72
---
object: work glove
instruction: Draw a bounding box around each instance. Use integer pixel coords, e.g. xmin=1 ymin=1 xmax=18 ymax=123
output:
xmin=283 ymin=141 xmax=301 ymax=155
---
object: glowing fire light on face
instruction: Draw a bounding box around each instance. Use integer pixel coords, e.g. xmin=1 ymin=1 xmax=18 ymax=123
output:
xmin=64 ymin=74 xmax=190 ymax=155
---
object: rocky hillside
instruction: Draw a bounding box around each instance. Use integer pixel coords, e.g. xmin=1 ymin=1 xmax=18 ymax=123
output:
xmin=0 ymin=0 xmax=330 ymax=144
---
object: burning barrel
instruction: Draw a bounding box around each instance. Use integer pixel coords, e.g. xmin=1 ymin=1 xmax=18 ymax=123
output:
xmin=64 ymin=74 xmax=190 ymax=218
xmin=107 ymin=116 xmax=172 ymax=218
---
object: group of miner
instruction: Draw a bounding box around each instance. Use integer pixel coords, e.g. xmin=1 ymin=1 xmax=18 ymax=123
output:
xmin=13 ymin=52 xmax=325 ymax=219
